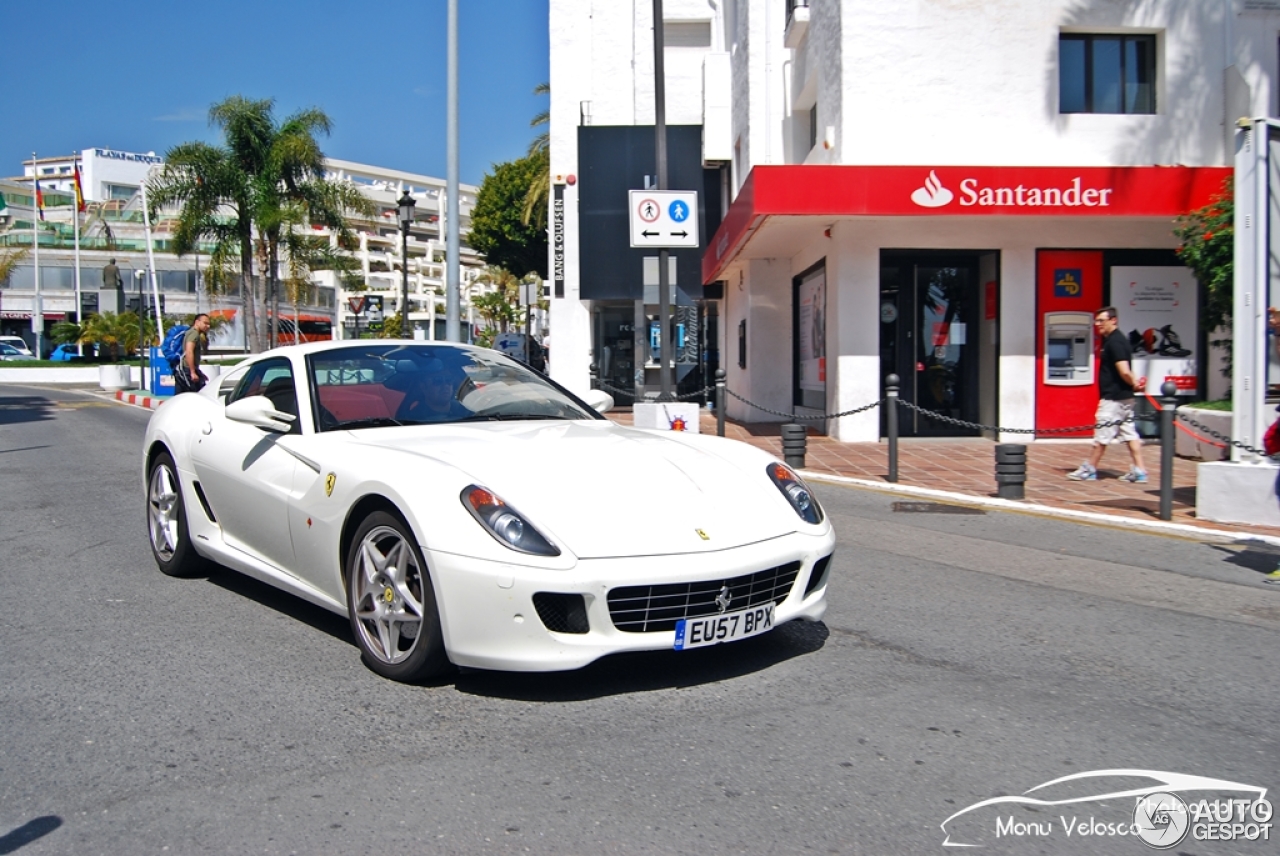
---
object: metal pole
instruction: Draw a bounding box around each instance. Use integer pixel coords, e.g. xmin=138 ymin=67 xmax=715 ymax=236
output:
xmin=139 ymin=174 xmax=165 ymax=341
xmin=445 ymin=0 xmax=461 ymax=342
xmin=31 ymin=153 xmax=42 ymax=360
xmin=73 ymin=152 xmax=82 ymax=356
xmin=653 ymin=0 xmax=674 ymax=401
xmin=1159 ymin=380 xmax=1178 ymax=521
xmin=401 ymin=225 xmax=409 ymax=338
xmin=716 ymin=368 xmax=725 ymax=437
xmin=886 ymin=373 xmax=900 ymax=483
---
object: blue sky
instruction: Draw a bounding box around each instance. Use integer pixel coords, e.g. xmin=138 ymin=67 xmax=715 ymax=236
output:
xmin=0 ymin=0 xmax=549 ymax=187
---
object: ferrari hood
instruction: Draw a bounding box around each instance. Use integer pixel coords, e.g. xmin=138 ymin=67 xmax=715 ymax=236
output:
xmin=352 ymin=421 xmax=796 ymax=558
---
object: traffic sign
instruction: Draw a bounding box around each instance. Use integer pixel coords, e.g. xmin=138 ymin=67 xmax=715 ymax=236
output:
xmin=629 ymin=189 xmax=699 ymax=248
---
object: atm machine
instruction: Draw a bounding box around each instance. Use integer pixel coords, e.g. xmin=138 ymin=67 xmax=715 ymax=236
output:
xmin=1043 ymin=312 xmax=1094 ymax=386
xmin=1035 ymin=251 xmax=1103 ymax=436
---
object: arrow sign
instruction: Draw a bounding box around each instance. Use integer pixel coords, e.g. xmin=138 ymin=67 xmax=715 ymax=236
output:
xmin=629 ymin=189 xmax=698 ymax=248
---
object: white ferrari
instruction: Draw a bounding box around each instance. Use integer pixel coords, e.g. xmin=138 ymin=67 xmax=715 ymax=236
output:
xmin=143 ymin=341 xmax=834 ymax=682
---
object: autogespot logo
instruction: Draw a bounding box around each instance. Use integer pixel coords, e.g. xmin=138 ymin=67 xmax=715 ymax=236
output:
xmin=940 ymin=769 xmax=1272 ymax=849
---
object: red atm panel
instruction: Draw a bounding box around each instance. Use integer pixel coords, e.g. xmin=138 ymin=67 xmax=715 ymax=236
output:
xmin=1036 ymin=251 xmax=1103 ymax=437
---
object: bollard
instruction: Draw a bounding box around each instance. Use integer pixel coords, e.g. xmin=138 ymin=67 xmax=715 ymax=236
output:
xmin=994 ymin=443 xmax=1027 ymax=500
xmin=1159 ymin=380 xmax=1178 ymax=521
xmin=780 ymin=423 xmax=807 ymax=469
xmin=716 ymin=368 xmax=726 ymax=438
xmin=886 ymin=373 xmax=899 ymax=483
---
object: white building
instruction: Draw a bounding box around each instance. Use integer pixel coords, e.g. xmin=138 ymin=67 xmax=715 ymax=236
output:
xmin=14 ymin=148 xmax=164 ymax=202
xmin=548 ymin=0 xmax=1274 ymax=441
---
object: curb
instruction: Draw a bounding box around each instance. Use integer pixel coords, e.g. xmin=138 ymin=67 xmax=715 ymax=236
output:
xmin=114 ymin=389 xmax=170 ymax=410
xmin=800 ymin=470 xmax=1280 ymax=548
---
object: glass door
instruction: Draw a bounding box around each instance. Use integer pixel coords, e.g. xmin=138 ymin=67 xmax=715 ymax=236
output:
xmin=880 ymin=253 xmax=981 ymax=437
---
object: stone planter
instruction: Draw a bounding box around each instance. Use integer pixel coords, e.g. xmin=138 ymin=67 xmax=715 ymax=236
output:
xmin=98 ymin=364 xmax=132 ymax=391
xmin=1175 ymin=406 xmax=1230 ymax=461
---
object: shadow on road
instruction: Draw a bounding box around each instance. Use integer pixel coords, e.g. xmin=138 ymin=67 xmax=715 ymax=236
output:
xmin=0 ymin=396 xmax=57 ymax=426
xmin=456 ymin=620 xmax=829 ymax=701
xmin=0 ymin=816 xmax=63 ymax=854
xmin=203 ymin=565 xmax=352 ymax=644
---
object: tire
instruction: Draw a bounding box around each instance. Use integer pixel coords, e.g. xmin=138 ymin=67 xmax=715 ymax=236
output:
xmin=146 ymin=451 xmax=206 ymax=577
xmin=345 ymin=510 xmax=450 ymax=682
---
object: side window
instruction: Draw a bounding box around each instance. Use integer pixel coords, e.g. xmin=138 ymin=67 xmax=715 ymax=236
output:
xmin=228 ymin=358 xmax=300 ymax=433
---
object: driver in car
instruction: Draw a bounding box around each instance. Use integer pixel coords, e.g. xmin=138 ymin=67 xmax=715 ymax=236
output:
xmin=394 ymin=359 xmax=471 ymax=423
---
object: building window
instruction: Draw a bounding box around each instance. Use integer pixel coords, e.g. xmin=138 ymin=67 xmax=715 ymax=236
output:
xmin=664 ymin=20 xmax=711 ymax=48
xmin=1059 ymin=33 xmax=1155 ymax=114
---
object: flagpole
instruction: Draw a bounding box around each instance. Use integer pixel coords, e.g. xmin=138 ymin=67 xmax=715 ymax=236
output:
xmin=139 ymin=169 xmax=164 ymax=342
xmin=73 ymin=152 xmax=83 ymax=356
xmin=31 ymin=152 xmax=41 ymax=359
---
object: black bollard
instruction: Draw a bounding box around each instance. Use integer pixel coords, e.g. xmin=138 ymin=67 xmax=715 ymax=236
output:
xmin=781 ymin=423 xmax=807 ymax=469
xmin=1159 ymin=380 xmax=1178 ymax=521
xmin=716 ymin=368 xmax=726 ymax=438
xmin=994 ymin=443 xmax=1027 ymax=500
xmin=886 ymin=373 xmax=899 ymax=483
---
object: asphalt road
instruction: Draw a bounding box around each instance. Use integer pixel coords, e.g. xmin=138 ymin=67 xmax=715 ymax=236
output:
xmin=2 ymin=383 xmax=1277 ymax=855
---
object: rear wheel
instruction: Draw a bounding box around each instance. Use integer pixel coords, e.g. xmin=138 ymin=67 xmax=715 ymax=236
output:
xmin=345 ymin=511 xmax=449 ymax=682
xmin=147 ymin=451 xmax=205 ymax=577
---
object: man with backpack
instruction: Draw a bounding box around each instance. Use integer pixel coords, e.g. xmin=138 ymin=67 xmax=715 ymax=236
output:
xmin=174 ymin=313 xmax=211 ymax=393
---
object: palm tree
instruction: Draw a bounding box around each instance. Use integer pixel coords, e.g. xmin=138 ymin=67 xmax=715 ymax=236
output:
xmin=82 ymin=311 xmax=144 ymax=362
xmin=149 ymin=96 xmax=365 ymax=352
xmin=0 ymin=247 xmax=29 ymax=284
xmin=521 ymin=82 xmax=550 ymax=230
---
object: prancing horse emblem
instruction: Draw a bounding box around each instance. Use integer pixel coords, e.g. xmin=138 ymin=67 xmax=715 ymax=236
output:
xmin=715 ymin=585 xmax=732 ymax=614
xmin=695 ymin=528 xmax=709 ymax=540
xmin=325 ymin=473 xmax=336 ymax=497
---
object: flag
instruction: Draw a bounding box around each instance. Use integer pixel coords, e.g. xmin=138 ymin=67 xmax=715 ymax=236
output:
xmin=34 ymin=176 xmax=44 ymax=221
xmin=73 ymin=163 xmax=85 ymax=212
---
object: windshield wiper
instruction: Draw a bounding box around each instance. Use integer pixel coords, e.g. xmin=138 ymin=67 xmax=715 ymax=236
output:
xmin=335 ymin=416 xmax=404 ymax=429
xmin=456 ymin=413 xmax=576 ymax=422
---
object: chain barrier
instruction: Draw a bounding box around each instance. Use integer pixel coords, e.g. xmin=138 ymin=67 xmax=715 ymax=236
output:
xmin=724 ymin=387 xmax=886 ymax=421
xmin=895 ymin=399 xmax=1133 ymax=435
xmin=1175 ymin=409 xmax=1269 ymax=458
xmin=597 ymin=377 xmax=1272 ymax=455
xmin=595 ymin=379 xmax=715 ymax=402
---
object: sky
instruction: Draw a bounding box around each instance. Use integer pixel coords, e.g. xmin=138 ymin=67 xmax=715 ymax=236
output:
xmin=0 ymin=0 xmax=549 ymax=187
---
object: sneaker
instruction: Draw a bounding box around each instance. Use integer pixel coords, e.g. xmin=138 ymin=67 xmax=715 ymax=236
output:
xmin=1067 ymin=463 xmax=1097 ymax=481
xmin=1118 ymin=468 xmax=1149 ymax=483
xmin=1264 ymin=568 xmax=1280 ymax=585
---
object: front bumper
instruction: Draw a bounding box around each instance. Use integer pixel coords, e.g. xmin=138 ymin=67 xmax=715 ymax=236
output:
xmin=427 ymin=529 xmax=835 ymax=672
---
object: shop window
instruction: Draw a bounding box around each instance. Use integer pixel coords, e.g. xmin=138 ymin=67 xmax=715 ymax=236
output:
xmin=1059 ymin=33 xmax=1155 ymax=114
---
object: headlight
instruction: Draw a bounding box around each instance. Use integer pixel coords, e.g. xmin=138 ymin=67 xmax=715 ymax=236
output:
xmin=766 ymin=462 xmax=824 ymax=524
xmin=461 ymin=485 xmax=560 ymax=556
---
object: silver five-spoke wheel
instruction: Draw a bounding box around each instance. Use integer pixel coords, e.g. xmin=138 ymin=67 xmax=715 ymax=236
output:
xmin=148 ymin=461 xmax=180 ymax=561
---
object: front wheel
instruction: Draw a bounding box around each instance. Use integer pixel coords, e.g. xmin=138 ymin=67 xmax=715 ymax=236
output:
xmin=147 ymin=451 xmax=206 ymax=577
xmin=346 ymin=511 xmax=450 ymax=682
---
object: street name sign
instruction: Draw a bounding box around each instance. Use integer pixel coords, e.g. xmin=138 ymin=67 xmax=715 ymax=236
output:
xmin=629 ymin=190 xmax=699 ymax=248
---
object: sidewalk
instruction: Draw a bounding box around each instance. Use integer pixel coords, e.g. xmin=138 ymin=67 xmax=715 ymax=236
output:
xmin=105 ymin=387 xmax=1277 ymax=543
xmin=607 ymin=407 xmax=1280 ymax=544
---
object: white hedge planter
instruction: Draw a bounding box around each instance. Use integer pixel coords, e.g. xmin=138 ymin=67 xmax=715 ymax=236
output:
xmin=1175 ymin=406 xmax=1230 ymax=461
xmin=98 ymin=364 xmax=131 ymax=391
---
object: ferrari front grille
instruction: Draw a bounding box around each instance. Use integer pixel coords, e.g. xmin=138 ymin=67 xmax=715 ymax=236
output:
xmin=607 ymin=561 xmax=801 ymax=633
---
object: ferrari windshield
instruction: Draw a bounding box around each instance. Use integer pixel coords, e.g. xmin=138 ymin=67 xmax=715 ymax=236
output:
xmin=307 ymin=344 xmax=599 ymax=431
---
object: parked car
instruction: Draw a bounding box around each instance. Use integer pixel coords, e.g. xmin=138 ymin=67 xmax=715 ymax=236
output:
xmin=0 ymin=336 xmax=33 ymax=357
xmin=143 ymin=340 xmax=834 ymax=683
xmin=50 ymin=344 xmax=81 ymax=362
xmin=0 ymin=343 xmax=27 ymax=361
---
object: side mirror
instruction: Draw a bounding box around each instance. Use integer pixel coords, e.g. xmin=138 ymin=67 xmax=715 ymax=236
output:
xmin=583 ymin=388 xmax=614 ymax=414
xmin=225 ymin=395 xmax=296 ymax=433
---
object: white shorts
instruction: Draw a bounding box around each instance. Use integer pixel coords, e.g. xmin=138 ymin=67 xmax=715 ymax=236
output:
xmin=1094 ymin=398 xmax=1139 ymax=445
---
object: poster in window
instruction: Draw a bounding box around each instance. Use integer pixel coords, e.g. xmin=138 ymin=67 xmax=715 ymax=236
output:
xmin=1111 ymin=266 xmax=1197 ymax=396
xmin=798 ymin=270 xmax=826 ymax=392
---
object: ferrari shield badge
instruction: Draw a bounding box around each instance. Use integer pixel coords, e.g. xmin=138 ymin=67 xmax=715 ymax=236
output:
xmin=325 ymin=473 xmax=336 ymax=497
xmin=695 ymin=528 xmax=710 ymax=540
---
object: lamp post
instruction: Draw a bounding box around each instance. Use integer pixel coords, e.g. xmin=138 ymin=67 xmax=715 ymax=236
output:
xmin=397 ymin=189 xmax=416 ymax=338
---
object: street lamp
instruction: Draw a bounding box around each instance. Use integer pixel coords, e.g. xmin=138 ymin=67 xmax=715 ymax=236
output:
xmin=397 ymin=189 xmax=416 ymax=338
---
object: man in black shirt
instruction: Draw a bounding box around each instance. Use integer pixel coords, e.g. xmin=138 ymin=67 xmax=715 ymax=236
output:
xmin=1067 ymin=306 xmax=1148 ymax=482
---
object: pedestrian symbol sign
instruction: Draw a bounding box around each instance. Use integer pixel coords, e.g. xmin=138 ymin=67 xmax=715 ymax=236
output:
xmin=629 ymin=189 xmax=698 ymax=248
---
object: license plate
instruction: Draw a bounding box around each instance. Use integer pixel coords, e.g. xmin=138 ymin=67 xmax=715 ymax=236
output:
xmin=673 ymin=603 xmax=775 ymax=651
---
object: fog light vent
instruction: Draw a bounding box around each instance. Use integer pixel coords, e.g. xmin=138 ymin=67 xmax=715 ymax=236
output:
xmin=532 ymin=593 xmax=589 ymax=634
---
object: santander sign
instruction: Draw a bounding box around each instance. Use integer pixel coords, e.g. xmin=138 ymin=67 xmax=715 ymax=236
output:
xmin=911 ymin=169 xmax=1114 ymax=210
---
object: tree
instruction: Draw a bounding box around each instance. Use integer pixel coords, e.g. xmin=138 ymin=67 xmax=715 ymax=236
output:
xmin=1173 ymin=178 xmax=1232 ymax=335
xmin=149 ymin=96 xmax=366 ymax=352
xmin=0 ymin=247 xmax=29 ymax=283
xmin=469 ymin=153 xmax=549 ymax=279
xmin=522 ymin=82 xmax=550 ymax=231
xmin=82 ymin=312 xmax=146 ymax=362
